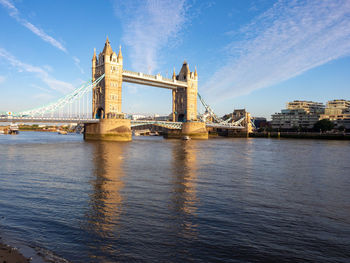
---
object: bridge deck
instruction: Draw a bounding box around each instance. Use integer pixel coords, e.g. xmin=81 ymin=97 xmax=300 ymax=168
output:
xmin=0 ymin=117 xmax=245 ymax=129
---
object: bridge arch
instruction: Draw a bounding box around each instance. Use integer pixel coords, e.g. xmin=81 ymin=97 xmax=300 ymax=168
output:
xmin=95 ymin=107 xmax=105 ymax=119
xmin=178 ymin=113 xmax=185 ymax=122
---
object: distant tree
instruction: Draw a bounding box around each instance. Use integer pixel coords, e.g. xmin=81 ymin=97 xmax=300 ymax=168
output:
xmin=313 ymin=119 xmax=334 ymax=132
xmin=266 ymin=126 xmax=274 ymax=132
xmin=300 ymin=126 xmax=309 ymax=132
xmin=338 ymin=125 xmax=346 ymax=132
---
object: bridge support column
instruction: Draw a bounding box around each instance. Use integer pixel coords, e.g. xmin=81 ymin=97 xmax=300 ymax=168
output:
xmin=181 ymin=122 xmax=208 ymax=139
xmin=84 ymin=119 xmax=132 ymax=141
xmin=164 ymin=122 xmax=208 ymax=139
xmin=172 ymin=89 xmax=176 ymax=122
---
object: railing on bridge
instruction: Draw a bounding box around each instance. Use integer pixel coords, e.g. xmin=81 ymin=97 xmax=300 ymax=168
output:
xmin=2 ymin=74 xmax=105 ymax=121
xmin=131 ymin=120 xmax=182 ymax=130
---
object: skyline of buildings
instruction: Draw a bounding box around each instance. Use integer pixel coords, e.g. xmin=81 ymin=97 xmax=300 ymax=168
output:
xmin=271 ymin=99 xmax=350 ymax=129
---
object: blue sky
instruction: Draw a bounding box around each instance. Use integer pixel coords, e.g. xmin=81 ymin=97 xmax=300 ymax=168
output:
xmin=0 ymin=0 xmax=350 ymax=119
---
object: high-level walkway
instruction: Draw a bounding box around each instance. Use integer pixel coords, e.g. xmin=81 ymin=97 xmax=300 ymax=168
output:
xmin=122 ymin=70 xmax=187 ymax=90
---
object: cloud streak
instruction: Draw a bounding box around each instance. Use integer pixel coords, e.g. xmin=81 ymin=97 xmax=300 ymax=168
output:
xmin=0 ymin=47 xmax=74 ymax=93
xmin=73 ymin=56 xmax=85 ymax=74
xmin=203 ymin=0 xmax=350 ymax=101
xmin=0 ymin=0 xmax=67 ymax=52
xmin=113 ymin=0 xmax=188 ymax=73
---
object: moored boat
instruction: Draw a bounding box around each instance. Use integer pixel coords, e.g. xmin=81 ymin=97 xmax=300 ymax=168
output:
xmin=58 ymin=130 xmax=68 ymax=135
xmin=9 ymin=123 xmax=19 ymax=135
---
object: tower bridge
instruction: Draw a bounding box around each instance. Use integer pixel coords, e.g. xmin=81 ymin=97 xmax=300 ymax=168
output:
xmin=86 ymin=37 xmax=204 ymax=140
xmin=91 ymin=37 xmax=198 ymax=124
xmin=0 ymin=37 xmax=253 ymax=140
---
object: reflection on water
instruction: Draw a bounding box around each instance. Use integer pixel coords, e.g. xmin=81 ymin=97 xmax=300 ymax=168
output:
xmin=170 ymin=141 xmax=198 ymax=239
xmin=85 ymin=141 xmax=127 ymax=261
xmin=89 ymin=142 xmax=126 ymax=231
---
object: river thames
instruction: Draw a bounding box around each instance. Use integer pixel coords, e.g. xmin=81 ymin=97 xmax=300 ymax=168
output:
xmin=0 ymin=132 xmax=350 ymax=262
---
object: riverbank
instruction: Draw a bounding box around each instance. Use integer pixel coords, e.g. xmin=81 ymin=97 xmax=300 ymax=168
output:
xmin=0 ymin=242 xmax=29 ymax=262
xmin=250 ymin=132 xmax=350 ymax=140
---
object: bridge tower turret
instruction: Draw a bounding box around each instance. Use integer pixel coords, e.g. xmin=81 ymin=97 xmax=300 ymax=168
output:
xmin=173 ymin=61 xmax=198 ymax=122
xmin=86 ymin=38 xmax=131 ymax=142
xmin=92 ymin=37 xmax=123 ymax=119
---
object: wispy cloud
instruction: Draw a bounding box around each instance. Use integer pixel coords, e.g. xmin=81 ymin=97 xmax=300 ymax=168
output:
xmin=31 ymin=84 xmax=52 ymax=93
xmin=203 ymin=0 xmax=350 ymax=101
xmin=0 ymin=0 xmax=67 ymax=52
xmin=113 ymin=0 xmax=188 ymax=73
xmin=72 ymin=56 xmax=85 ymax=74
xmin=32 ymin=92 xmax=54 ymax=100
xmin=0 ymin=47 xmax=74 ymax=93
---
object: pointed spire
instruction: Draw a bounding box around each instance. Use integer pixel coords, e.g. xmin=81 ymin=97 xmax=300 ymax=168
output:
xmin=117 ymin=45 xmax=123 ymax=64
xmin=194 ymin=66 xmax=197 ymax=78
xmin=118 ymin=45 xmax=122 ymax=59
xmin=92 ymin=48 xmax=96 ymax=61
xmin=172 ymin=68 xmax=176 ymax=79
xmin=102 ymin=36 xmax=113 ymax=56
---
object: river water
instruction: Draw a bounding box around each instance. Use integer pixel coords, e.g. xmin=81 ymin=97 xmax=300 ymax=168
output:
xmin=0 ymin=132 xmax=349 ymax=262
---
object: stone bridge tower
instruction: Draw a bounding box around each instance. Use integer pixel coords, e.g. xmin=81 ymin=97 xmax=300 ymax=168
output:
xmin=172 ymin=61 xmax=198 ymax=122
xmin=92 ymin=37 xmax=123 ymax=119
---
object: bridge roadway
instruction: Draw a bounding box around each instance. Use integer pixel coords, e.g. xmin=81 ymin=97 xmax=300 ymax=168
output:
xmin=0 ymin=117 xmax=245 ymax=130
xmin=0 ymin=117 xmax=184 ymax=129
xmin=122 ymin=70 xmax=187 ymax=89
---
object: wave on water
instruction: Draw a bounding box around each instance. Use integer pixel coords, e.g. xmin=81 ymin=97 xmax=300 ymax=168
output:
xmin=34 ymin=246 xmax=71 ymax=263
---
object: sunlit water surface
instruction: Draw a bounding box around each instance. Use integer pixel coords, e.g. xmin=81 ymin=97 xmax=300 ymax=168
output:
xmin=0 ymin=132 xmax=350 ymax=262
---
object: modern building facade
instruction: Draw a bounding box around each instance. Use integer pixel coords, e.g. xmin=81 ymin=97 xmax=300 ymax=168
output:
xmin=287 ymin=100 xmax=325 ymax=114
xmin=271 ymin=100 xmax=324 ymax=129
xmin=272 ymin=99 xmax=350 ymax=130
xmin=320 ymin=99 xmax=350 ymax=129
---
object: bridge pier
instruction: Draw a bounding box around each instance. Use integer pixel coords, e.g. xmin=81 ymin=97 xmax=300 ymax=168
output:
xmin=182 ymin=122 xmax=208 ymax=139
xmin=164 ymin=121 xmax=208 ymax=139
xmin=84 ymin=119 xmax=132 ymax=141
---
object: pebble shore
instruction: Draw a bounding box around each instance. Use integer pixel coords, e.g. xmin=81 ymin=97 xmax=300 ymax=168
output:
xmin=0 ymin=242 xmax=30 ymax=263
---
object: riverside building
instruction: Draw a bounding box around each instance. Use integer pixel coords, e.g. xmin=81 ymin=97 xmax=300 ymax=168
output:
xmin=286 ymin=100 xmax=325 ymax=114
xmin=320 ymin=99 xmax=350 ymax=129
xmin=271 ymin=100 xmax=325 ymax=130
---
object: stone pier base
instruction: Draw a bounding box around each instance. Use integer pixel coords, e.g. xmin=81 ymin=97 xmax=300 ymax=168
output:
xmin=84 ymin=119 xmax=132 ymax=141
xmin=164 ymin=122 xmax=208 ymax=139
xmin=182 ymin=122 xmax=208 ymax=139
